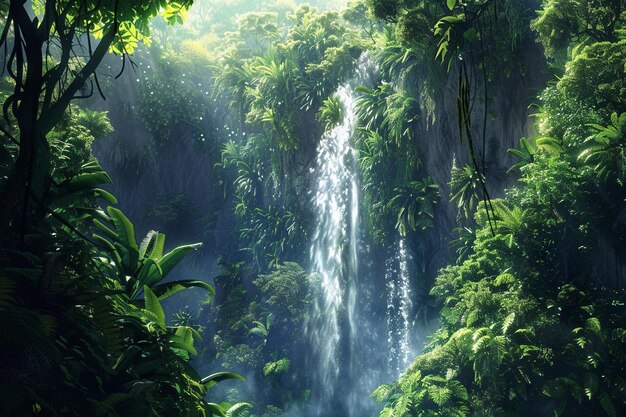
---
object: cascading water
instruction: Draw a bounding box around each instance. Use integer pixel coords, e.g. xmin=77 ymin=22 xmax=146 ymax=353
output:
xmin=308 ymin=83 xmax=360 ymax=416
xmin=306 ymin=52 xmax=382 ymax=416
xmin=385 ymin=239 xmax=414 ymax=378
xmin=308 ymin=55 xmax=402 ymax=417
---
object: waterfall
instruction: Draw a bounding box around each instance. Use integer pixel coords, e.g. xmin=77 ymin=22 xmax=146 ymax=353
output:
xmin=307 ymin=55 xmax=381 ymax=416
xmin=386 ymin=239 xmax=414 ymax=377
xmin=308 ymin=83 xmax=360 ymax=414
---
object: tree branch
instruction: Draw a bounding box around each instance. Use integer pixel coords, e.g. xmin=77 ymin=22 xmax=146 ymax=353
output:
xmin=40 ymin=25 xmax=116 ymax=134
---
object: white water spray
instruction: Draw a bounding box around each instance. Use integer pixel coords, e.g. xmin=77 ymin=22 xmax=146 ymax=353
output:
xmin=386 ymin=239 xmax=414 ymax=377
xmin=309 ymin=83 xmax=360 ymax=401
xmin=307 ymin=54 xmax=385 ymax=416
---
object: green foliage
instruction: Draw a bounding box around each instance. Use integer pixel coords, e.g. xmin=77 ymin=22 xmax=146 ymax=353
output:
xmin=0 ymin=0 xmax=192 ymax=225
xmin=249 ymin=317 xmax=272 ymax=346
xmin=507 ymin=137 xmax=536 ymax=171
xmin=76 ymin=108 xmax=115 ymax=139
xmin=27 ymin=0 xmax=192 ymax=53
xmin=217 ymin=137 xmax=300 ymax=267
xmin=0 ymin=10 xmax=242 ymax=404
xmin=378 ymin=6 xmax=626 ymax=416
xmin=355 ymin=78 xmax=431 ymax=244
xmin=365 ymin=0 xmax=400 ymax=22
xmin=253 ymin=262 xmax=317 ymax=324
xmin=557 ymin=41 xmax=626 ymax=116
xmin=0 ymin=160 xmax=235 ymax=416
xmin=342 ymin=0 xmax=383 ymax=38
xmin=237 ymin=12 xmax=280 ymax=52
xmin=318 ymin=94 xmax=346 ymax=131
xmin=215 ymin=5 xmax=365 ymax=152
xmin=137 ymin=40 xmax=217 ymax=146
xmin=205 ymin=261 xmax=317 ymax=413
xmin=93 ymin=206 xmax=213 ymax=301
xmin=369 ymin=0 xmax=531 ymax=78
xmin=450 ymin=164 xmax=485 ymax=221
xmin=241 ymin=205 xmax=304 ymax=269
xmin=219 ymin=139 xmax=267 ymax=214
xmin=531 ymin=0 xmax=625 ymax=57
xmin=535 ymin=86 xmax=602 ymax=149
xmin=387 ymin=179 xmax=440 ymax=236
xmin=381 ymin=86 xmax=421 ymax=146
xmin=263 ymin=358 xmax=291 ymax=376
xmin=378 ymin=183 xmax=626 ymax=414
xmin=579 ymin=112 xmax=626 ymax=185
xmin=491 ymin=200 xmax=528 ymax=248
xmin=374 ymin=370 xmax=469 ymax=417
xmin=45 ymin=107 xmax=114 ymax=185
xmin=211 ymin=5 xmax=367 ymax=271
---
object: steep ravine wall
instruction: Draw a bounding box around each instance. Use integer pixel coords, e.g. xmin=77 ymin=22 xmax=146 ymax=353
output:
xmin=88 ymin=60 xmax=235 ymax=310
xmin=408 ymin=42 xmax=549 ymax=289
xmin=89 ymin=41 xmax=550 ymax=317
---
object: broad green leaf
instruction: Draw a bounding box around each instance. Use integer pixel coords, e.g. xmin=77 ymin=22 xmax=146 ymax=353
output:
xmin=139 ymin=230 xmax=166 ymax=260
xmin=201 ymin=372 xmax=244 ymax=389
xmin=175 ymin=326 xmax=194 ymax=346
xmin=94 ymin=188 xmax=118 ymax=204
xmin=112 ymin=345 xmax=142 ymax=372
xmin=107 ymin=207 xmax=138 ymax=252
xmin=55 ymin=171 xmax=112 ymax=193
xmin=139 ymin=230 xmax=157 ymax=259
xmin=93 ymin=219 xmax=118 ymax=241
xmin=207 ymin=403 xmax=227 ymax=417
xmin=143 ymin=285 xmax=165 ymax=329
xmin=157 ymin=243 xmax=202 ymax=278
xmin=151 ymin=280 xmax=215 ymax=300
xmin=149 ymin=232 xmax=166 ymax=259
xmin=131 ymin=259 xmax=163 ymax=299
xmin=440 ymin=15 xmax=460 ymax=23
xmin=170 ymin=341 xmax=197 ymax=356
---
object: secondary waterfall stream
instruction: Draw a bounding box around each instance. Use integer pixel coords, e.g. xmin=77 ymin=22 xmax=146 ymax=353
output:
xmin=386 ymin=239 xmax=414 ymax=377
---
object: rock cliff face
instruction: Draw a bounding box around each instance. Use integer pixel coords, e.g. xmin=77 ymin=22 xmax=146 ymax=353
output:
xmin=90 ymin=42 xmax=548 ymax=293
xmin=89 ymin=64 xmax=232 ymax=294
xmin=412 ymin=42 xmax=548 ymax=280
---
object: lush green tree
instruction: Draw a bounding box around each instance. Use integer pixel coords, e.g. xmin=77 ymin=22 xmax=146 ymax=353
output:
xmin=0 ymin=157 xmax=238 ymax=415
xmin=341 ymin=0 xmax=383 ymax=39
xmin=557 ymin=40 xmax=626 ymax=116
xmin=532 ymin=0 xmax=625 ymax=57
xmin=211 ymin=4 xmax=366 ymax=271
xmin=376 ymin=186 xmax=625 ymax=416
xmin=0 ymin=0 xmax=192 ymax=236
xmin=0 ymin=2 xmax=248 ymax=416
xmin=253 ymin=262 xmax=317 ymax=326
xmin=204 ymin=262 xmax=318 ymax=415
xmin=376 ymin=3 xmax=626 ymax=415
